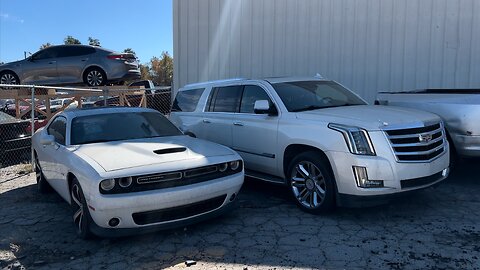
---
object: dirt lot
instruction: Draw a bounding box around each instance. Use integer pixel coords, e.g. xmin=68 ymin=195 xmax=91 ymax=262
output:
xmin=1 ymin=159 xmax=479 ymax=270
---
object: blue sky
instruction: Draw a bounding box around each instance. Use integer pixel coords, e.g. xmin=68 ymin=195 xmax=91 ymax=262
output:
xmin=0 ymin=0 xmax=173 ymax=64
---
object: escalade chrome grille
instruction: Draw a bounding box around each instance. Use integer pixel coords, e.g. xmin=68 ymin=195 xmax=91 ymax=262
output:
xmin=385 ymin=122 xmax=447 ymax=162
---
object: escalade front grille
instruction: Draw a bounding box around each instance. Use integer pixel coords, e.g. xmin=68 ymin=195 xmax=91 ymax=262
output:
xmin=384 ymin=122 xmax=447 ymax=162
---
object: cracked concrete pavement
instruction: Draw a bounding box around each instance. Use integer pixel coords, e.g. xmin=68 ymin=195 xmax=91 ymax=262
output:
xmin=1 ymin=159 xmax=479 ymax=269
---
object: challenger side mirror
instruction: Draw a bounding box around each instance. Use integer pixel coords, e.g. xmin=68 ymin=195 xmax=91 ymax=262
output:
xmin=40 ymin=133 xmax=55 ymax=146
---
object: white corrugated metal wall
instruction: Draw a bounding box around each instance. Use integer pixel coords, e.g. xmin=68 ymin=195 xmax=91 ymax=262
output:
xmin=173 ymin=0 xmax=480 ymax=102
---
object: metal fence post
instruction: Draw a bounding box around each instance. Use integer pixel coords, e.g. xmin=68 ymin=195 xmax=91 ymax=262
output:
xmin=103 ymin=89 xmax=108 ymax=107
xmin=31 ymin=86 xmax=35 ymax=168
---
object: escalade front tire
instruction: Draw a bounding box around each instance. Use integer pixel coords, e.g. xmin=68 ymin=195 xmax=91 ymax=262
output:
xmin=287 ymin=151 xmax=335 ymax=214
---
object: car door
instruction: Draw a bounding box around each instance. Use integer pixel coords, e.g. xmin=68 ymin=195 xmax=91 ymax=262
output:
xmin=197 ymin=85 xmax=242 ymax=147
xmin=232 ymin=84 xmax=280 ymax=175
xmin=21 ymin=47 xmax=58 ymax=84
xmin=42 ymin=116 xmax=70 ymax=200
xmin=55 ymin=46 xmax=95 ymax=84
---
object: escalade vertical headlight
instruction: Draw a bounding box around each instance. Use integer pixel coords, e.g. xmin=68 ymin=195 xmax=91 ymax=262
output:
xmin=328 ymin=123 xmax=376 ymax=156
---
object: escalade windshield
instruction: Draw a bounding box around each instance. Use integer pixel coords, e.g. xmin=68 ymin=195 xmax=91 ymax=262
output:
xmin=272 ymin=81 xmax=367 ymax=112
xmin=71 ymin=112 xmax=182 ymax=145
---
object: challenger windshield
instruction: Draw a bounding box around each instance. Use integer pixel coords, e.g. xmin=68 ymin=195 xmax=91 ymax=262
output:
xmin=71 ymin=112 xmax=182 ymax=145
xmin=272 ymin=81 xmax=367 ymax=112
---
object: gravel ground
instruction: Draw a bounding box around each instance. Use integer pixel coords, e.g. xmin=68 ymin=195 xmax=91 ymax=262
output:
xmin=1 ymin=159 xmax=479 ymax=270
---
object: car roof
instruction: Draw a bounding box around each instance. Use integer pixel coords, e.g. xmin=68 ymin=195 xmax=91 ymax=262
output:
xmin=58 ymin=106 xmax=159 ymax=119
xmin=180 ymin=76 xmax=330 ymax=90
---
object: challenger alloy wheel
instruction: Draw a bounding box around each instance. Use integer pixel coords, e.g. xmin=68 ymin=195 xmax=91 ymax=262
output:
xmin=35 ymin=156 xmax=51 ymax=193
xmin=70 ymin=178 xmax=92 ymax=239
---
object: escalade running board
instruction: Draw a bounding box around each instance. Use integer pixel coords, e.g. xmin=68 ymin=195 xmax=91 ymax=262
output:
xmin=245 ymin=169 xmax=286 ymax=185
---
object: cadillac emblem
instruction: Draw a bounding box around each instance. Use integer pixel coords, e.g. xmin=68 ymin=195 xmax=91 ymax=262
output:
xmin=419 ymin=133 xmax=433 ymax=143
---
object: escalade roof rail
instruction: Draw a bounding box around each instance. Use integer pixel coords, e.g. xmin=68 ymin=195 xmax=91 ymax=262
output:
xmin=183 ymin=78 xmax=247 ymax=88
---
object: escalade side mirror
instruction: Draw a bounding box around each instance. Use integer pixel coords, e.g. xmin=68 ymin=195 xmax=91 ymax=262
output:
xmin=254 ymin=100 xmax=277 ymax=116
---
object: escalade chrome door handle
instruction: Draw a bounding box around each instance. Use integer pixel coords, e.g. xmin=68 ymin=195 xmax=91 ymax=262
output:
xmin=233 ymin=122 xmax=244 ymax=126
xmin=202 ymin=119 xmax=211 ymax=123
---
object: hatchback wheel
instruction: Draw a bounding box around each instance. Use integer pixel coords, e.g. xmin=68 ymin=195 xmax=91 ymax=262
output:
xmin=287 ymin=151 xmax=335 ymax=214
xmin=84 ymin=68 xmax=106 ymax=86
xmin=71 ymin=178 xmax=93 ymax=239
xmin=0 ymin=71 xmax=20 ymax=85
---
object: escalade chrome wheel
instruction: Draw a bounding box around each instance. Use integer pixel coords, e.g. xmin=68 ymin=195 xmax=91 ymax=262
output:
xmin=288 ymin=151 xmax=335 ymax=214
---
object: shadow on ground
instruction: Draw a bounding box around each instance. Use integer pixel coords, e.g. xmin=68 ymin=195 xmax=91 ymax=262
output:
xmin=0 ymin=159 xmax=479 ymax=269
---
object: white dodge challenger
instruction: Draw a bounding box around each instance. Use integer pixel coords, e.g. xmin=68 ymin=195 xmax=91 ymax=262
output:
xmin=32 ymin=107 xmax=244 ymax=238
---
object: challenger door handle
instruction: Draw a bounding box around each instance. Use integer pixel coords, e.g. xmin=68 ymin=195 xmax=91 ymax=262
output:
xmin=81 ymin=59 xmax=88 ymax=62
xmin=48 ymin=61 xmax=56 ymax=64
xmin=203 ymin=119 xmax=211 ymax=123
xmin=233 ymin=122 xmax=244 ymax=126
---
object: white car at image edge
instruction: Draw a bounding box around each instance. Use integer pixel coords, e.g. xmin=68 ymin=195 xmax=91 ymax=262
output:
xmin=32 ymin=107 xmax=244 ymax=238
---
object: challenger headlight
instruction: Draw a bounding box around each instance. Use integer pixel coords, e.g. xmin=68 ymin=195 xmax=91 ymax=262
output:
xmin=328 ymin=123 xmax=376 ymax=155
xmin=100 ymin=179 xmax=115 ymax=191
xmin=229 ymin=160 xmax=241 ymax=171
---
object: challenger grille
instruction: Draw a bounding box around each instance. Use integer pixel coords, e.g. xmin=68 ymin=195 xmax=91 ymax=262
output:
xmin=132 ymin=195 xmax=227 ymax=225
xmin=99 ymin=161 xmax=243 ymax=195
xmin=384 ymin=122 xmax=447 ymax=162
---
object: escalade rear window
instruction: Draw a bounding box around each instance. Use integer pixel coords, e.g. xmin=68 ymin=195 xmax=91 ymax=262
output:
xmin=171 ymin=88 xmax=205 ymax=112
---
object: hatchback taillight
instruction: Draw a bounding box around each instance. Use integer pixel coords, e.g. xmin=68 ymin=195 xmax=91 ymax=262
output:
xmin=107 ymin=54 xmax=125 ymax=60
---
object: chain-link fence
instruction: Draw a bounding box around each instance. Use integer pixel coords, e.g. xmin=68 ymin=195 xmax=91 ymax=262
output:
xmin=0 ymin=84 xmax=172 ymax=181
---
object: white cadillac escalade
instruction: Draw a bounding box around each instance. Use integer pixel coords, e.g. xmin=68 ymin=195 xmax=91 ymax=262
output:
xmin=170 ymin=77 xmax=450 ymax=213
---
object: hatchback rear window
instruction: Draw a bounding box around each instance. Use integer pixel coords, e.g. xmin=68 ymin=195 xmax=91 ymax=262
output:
xmin=171 ymin=88 xmax=204 ymax=112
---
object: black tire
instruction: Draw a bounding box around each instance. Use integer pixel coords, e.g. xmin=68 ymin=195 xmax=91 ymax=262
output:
xmin=287 ymin=151 xmax=335 ymax=214
xmin=35 ymin=154 xmax=52 ymax=193
xmin=83 ymin=67 xmax=106 ymax=87
xmin=446 ymin=133 xmax=459 ymax=169
xmin=0 ymin=71 xmax=20 ymax=85
xmin=70 ymin=178 xmax=93 ymax=239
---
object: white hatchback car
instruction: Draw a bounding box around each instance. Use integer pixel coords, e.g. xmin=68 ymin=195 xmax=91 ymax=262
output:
xmin=32 ymin=107 xmax=243 ymax=238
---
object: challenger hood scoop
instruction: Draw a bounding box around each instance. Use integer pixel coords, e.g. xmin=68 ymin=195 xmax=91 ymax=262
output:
xmin=73 ymin=136 xmax=234 ymax=172
xmin=153 ymin=147 xmax=187 ymax=155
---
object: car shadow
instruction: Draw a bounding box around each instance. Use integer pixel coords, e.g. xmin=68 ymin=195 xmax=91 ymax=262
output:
xmin=0 ymin=159 xmax=479 ymax=269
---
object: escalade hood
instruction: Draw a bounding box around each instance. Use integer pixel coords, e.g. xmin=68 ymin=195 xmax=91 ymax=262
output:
xmin=72 ymin=135 xmax=235 ymax=172
xmin=296 ymin=105 xmax=440 ymax=130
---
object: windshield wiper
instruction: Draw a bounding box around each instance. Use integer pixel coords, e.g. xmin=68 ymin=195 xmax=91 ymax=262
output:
xmin=290 ymin=105 xmax=325 ymax=112
xmin=80 ymin=139 xmax=116 ymax=144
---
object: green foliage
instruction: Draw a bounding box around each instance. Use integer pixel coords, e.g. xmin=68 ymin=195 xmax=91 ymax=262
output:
xmin=150 ymin=51 xmax=173 ymax=86
xmin=88 ymin=37 xmax=100 ymax=46
xmin=123 ymin=48 xmax=136 ymax=57
xmin=64 ymin=36 xmax=81 ymax=45
xmin=39 ymin=43 xmax=52 ymax=50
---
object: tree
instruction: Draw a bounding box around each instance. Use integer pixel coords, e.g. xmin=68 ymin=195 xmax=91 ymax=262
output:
xmin=64 ymin=36 xmax=81 ymax=45
xmin=39 ymin=43 xmax=52 ymax=50
xmin=150 ymin=51 xmax=173 ymax=86
xmin=88 ymin=37 xmax=100 ymax=46
xmin=139 ymin=64 xmax=152 ymax=80
xmin=123 ymin=48 xmax=136 ymax=57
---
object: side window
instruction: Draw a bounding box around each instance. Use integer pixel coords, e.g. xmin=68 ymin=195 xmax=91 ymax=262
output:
xmin=58 ymin=46 xmax=95 ymax=58
xmin=171 ymin=88 xmax=205 ymax=112
xmin=240 ymin=85 xmax=272 ymax=113
xmin=32 ymin=47 xmax=57 ymax=60
xmin=208 ymin=86 xmax=242 ymax=113
xmin=47 ymin=117 xmax=67 ymax=145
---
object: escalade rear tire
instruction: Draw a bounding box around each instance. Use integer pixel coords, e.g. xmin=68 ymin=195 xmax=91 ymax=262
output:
xmin=287 ymin=151 xmax=335 ymax=214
